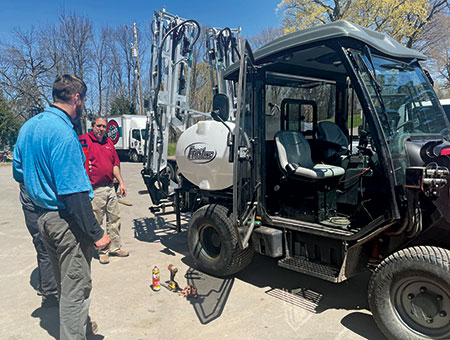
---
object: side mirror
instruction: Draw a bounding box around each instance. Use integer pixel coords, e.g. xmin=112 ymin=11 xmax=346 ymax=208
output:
xmin=212 ymin=93 xmax=229 ymax=122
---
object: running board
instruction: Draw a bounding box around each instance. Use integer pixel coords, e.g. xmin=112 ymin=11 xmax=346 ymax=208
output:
xmin=278 ymin=257 xmax=342 ymax=283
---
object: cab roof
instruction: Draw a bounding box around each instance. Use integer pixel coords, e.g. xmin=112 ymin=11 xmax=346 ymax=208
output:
xmin=224 ymin=20 xmax=426 ymax=80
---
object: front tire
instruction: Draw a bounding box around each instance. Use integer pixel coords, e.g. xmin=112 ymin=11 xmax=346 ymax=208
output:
xmin=188 ymin=204 xmax=254 ymax=277
xmin=129 ymin=150 xmax=140 ymax=162
xmin=368 ymin=246 xmax=450 ymax=340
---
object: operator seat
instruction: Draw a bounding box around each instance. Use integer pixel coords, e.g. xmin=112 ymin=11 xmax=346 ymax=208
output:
xmin=275 ymin=130 xmax=345 ymax=180
xmin=316 ymin=121 xmax=349 ymax=161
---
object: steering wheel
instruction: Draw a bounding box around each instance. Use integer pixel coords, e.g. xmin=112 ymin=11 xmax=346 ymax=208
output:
xmin=395 ymin=120 xmax=414 ymax=132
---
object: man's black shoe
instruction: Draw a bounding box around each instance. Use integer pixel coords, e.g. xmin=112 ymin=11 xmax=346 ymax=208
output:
xmin=41 ymin=295 xmax=59 ymax=308
xmin=86 ymin=321 xmax=98 ymax=336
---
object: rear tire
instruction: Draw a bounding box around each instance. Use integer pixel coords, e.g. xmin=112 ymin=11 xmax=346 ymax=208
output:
xmin=166 ymin=161 xmax=177 ymax=183
xmin=188 ymin=204 xmax=254 ymax=277
xmin=368 ymin=246 xmax=450 ymax=340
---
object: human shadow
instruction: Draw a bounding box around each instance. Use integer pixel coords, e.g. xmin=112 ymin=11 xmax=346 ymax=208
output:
xmin=31 ymin=307 xmax=59 ymax=339
xmin=132 ymin=215 xmax=190 ymax=256
xmin=181 ymin=267 xmax=234 ymax=325
xmin=31 ymin=307 xmax=105 ymax=340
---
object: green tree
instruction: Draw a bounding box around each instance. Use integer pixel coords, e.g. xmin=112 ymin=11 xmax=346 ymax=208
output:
xmin=277 ymin=0 xmax=448 ymax=48
xmin=109 ymin=95 xmax=136 ymax=116
xmin=0 ymin=94 xmax=22 ymax=147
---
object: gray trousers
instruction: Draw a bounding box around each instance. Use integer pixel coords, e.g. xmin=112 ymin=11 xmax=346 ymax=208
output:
xmin=22 ymin=207 xmax=58 ymax=297
xmin=38 ymin=210 xmax=94 ymax=340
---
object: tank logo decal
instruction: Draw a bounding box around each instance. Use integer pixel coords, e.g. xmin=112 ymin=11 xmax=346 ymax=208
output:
xmin=185 ymin=142 xmax=217 ymax=164
xmin=107 ymin=120 xmax=120 ymax=145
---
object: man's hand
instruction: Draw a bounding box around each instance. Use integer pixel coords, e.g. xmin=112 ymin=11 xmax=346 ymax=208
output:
xmin=94 ymin=232 xmax=111 ymax=250
xmin=119 ymin=183 xmax=127 ymax=197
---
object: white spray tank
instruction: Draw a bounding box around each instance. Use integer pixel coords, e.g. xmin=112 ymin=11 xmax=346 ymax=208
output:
xmin=176 ymin=120 xmax=234 ymax=190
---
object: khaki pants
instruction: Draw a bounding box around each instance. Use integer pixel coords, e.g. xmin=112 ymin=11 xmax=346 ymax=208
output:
xmin=92 ymin=184 xmax=122 ymax=254
xmin=38 ymin=210 xmax=93 ymax=340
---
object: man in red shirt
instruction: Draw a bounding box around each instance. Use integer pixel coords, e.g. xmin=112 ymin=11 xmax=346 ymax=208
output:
xmin=79 ymin=117 xmax=129 ymax=264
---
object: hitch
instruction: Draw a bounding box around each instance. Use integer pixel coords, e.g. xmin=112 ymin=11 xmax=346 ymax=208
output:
xmin=405 ymin=163 xmax=449 ymax=198
xmin=141 ymin=168 xmax=170 ymax=205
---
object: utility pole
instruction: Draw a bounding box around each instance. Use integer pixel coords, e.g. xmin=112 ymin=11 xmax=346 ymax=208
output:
xmin=132 ymin=22 xmax=144 ymax=115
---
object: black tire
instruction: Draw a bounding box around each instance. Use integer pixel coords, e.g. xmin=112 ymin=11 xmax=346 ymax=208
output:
xmin=368 ymin=246 xmax=450 ymax=340
xmin=129 ymin=150 xmax=140 ymax=162
xmin=188 ymin=204 xmax=254 ymax=277
xmin=166 ymin=161 xmax=177 ymax=183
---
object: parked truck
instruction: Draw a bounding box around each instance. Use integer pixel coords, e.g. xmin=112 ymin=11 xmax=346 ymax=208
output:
xmin=106 ymin=115 xmax=148 ymax=162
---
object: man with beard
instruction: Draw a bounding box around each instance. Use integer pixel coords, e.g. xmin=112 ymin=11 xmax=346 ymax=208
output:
xmin=79 ymin=117 xmax=129 ymax=264
xmin=13 ymin=74 xmax=111 ymax=339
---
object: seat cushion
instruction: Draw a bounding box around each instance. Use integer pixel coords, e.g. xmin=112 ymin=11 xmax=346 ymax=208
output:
xmin=275 ymin=129 xmax=345 ymax=180
xmin=292 ymin=163 xmax=345 ymax=179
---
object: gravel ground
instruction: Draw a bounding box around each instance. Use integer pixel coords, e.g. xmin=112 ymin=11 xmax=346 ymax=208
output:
xmin=0 ymin=162 xmax=386 ymax=340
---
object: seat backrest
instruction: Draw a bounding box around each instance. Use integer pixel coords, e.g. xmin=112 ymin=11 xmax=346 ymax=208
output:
xmin=317 ymin=121 xmax=348 ymax=149
xmin=275 ymin=130 xmax=314 ymax=170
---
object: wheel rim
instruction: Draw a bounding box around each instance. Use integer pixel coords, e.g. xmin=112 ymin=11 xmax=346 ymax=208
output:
xmin=199 ymin=224 xmax=222 ymax=259
xmin=392 ymin=276 xmax=450 ymax=338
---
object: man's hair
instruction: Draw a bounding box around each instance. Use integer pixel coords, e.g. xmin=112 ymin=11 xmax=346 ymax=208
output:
xmin=91 ymin=115 xmax=107 ymax=127
xmin=52 ymin=74 xmax=87 ymax=103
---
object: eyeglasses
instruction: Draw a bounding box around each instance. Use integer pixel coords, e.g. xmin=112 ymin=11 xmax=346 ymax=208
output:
xmin=95 ymin=124 xmax=107 ymax=128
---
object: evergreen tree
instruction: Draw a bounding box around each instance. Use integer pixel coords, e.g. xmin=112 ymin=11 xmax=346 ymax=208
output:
xmin=0 ymin=94 xmax=22 ymax=147
xmin=109 ymin=95 xmax=137 ymax=115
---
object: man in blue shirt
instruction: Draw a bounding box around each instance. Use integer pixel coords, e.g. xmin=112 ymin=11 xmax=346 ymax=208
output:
xmin=13 ymin=74 xmax=110 ymax=339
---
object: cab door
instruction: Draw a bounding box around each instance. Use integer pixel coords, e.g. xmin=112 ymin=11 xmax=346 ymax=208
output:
xmin=232 ymin=40 xmax=262 ymax=249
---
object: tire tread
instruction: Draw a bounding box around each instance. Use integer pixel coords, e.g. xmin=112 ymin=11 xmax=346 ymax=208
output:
xmin=368 ymin=246 xmax=450 ymax=340
xmin=188 ymin=204 xmax=254 ymax=277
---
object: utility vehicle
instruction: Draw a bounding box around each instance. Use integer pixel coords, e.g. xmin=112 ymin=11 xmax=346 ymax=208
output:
xmin=170 ymin=21 xmax=450 ymax=340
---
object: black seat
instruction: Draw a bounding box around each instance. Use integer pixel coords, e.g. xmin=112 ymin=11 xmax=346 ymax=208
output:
xmin=275 ymin=130 xmax=344 ymax=180
xmin=316 ymin=121 xmax=349 ymax=161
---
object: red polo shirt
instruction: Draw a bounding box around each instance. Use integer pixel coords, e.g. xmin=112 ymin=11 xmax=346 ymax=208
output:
xmin=78 ymin=132 xmax=120 ymax=186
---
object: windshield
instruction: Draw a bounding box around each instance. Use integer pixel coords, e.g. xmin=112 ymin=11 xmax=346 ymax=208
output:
xmin=141 ymin=128 xmax=147 ymax=140
xmin=354 ymin=51 xmax=450 ymax=184
xmin=355 ymin=52 xmax=450 ymax=140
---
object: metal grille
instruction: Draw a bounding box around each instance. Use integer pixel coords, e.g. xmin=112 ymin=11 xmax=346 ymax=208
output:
xmin=278 ymin=257 xmax=340 ymax=282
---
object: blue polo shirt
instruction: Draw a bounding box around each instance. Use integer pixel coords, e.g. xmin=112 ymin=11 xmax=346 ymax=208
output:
xmin=13 ymin=106 xmax=93 ymax=210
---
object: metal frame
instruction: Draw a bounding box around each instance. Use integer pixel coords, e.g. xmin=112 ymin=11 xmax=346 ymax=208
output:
xmin=205 ymin=27 xmax=241 ymax=120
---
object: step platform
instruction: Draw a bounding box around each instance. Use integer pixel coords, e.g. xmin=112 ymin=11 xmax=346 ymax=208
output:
xmin=278 ymin=257 xmax=341 ymax=283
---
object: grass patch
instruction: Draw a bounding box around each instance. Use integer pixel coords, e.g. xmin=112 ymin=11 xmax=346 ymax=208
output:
xmin=319 ymin=114 xmax=363 ymax=129
xmin=168 ymin=143 xmax=176 ymax=156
